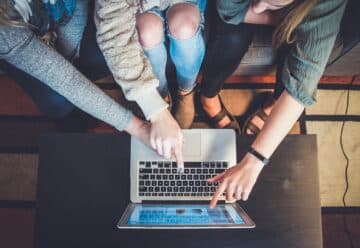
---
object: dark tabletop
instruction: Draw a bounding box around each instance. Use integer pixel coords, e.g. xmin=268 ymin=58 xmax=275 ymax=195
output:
xmin=35 ymin=133 xmax=322 ymax=248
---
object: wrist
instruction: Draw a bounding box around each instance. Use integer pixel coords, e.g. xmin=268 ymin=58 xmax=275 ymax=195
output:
xmin=247 ymin=147 xmax=270 ymax=166
xmin=150 ymin=108 xmax=169 ymax=123
xmin=125 ymin=115 xmax=147 ymax=136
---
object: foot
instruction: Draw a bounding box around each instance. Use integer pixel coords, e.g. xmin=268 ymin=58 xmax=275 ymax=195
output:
xmin=201 ymin=95 xmax=231 ymax=128
xmin=173 ymin=89 xmax=196 ymax=129
xmin=244 ymin=95 xmax=275 ymax=134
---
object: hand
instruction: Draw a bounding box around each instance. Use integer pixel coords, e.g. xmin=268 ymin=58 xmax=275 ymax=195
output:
xmin=208 ymin=153 xmax=264 ymax=208
xmin=124 ymin=115 xmax=151 ymax=147
xmin=150 ymin=109 xmax=184 ymax=170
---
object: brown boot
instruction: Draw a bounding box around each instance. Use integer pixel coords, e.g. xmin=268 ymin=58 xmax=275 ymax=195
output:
xmin=173 ymin=90 xmax=196 ymax=129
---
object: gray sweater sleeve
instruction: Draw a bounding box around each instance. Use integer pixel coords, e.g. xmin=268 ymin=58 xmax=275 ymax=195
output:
xmin=0 ymin=24 xmax=133 ymax=131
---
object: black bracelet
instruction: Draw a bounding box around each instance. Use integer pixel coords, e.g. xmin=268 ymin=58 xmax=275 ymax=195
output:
xmin=248 ymin=147 xmax=270 ymax=165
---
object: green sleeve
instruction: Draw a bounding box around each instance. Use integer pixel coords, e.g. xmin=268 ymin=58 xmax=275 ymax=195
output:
xmin=281 ymin=0 xmax=347 ymax=106
xmin=216 ymin=0 xmax=250 ymax=25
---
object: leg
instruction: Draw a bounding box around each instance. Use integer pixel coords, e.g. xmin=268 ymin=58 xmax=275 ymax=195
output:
xmin=78 ymin=0 xmax=110 ymax=81
xmin=56 ymin=0 xmax=88 ymax=61
xmin=167 ymin=2 xmax=205 ymax=93
xmin=136 ymin=12 xmax=169 ymax=98
xmin=166 ymin=2 xmax=205 ymax=128
xmin=0 ymin=60 xmax=74 ymax=118
xmin=200 ymin=12 xmax=254 ymax=128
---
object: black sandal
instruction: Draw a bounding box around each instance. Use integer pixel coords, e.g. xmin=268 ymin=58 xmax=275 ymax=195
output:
xmin=243 ymin=92 xmax=274 ymax=135
xmin=203 ymin=95 xmax=241 ymax=134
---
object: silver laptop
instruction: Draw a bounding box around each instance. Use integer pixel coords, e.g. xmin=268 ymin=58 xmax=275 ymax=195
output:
xmin=117 ymin=129 xmax=255 ymax=229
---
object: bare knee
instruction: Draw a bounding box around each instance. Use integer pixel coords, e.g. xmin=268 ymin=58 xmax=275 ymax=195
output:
xmin=136 ymin=13 xmax=164 ymax=48
xmin=167 ymin=3 xmax=201 ymax=40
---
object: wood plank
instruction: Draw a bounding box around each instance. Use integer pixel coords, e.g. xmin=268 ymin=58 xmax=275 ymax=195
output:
xmin=0 ymin=208 xmax=35 ymax=248
xmin=0 ymin=76 xmax=41 ymax=116
xmin=0 ymin=154 xmax=38 ymax=201
xmin=322 ymin=212 xmax=360 ymax=248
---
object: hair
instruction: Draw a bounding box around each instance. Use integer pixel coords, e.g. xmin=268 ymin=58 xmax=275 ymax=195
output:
xmin=272 ymin=0 xmax=318 ymax=49
xmin=0 ymin=0 xmax=27 ymax=27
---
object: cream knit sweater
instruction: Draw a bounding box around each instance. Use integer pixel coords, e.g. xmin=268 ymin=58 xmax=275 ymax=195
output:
xmin=95 ymin=0 xmax=184 ymax=120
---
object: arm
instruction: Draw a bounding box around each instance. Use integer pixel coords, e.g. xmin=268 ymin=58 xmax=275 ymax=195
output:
xmin=209 ymin=0 xmax=347 ymax=207
xmin=94 ymin=0 xmax=167 ymax=120
xmin=0 ymin=24 xmax=150 ymax=140
xmin=94 ymin=0 xmax=184 ymax=167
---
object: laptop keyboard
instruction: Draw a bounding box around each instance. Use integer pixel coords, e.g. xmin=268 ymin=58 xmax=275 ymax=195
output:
xmin=138 ymin=161 xmax=228 ymax=197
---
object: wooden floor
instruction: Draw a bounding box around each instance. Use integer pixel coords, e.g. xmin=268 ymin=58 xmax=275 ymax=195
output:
xmin=0 ymin=207 xmax=359 ymax=248
xmin=0 ymin=54 xmax=359 ymax=247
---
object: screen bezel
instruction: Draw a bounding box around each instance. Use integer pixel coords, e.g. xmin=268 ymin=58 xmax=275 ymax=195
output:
xmin=117 ymin=203 xmax=256 ymax=229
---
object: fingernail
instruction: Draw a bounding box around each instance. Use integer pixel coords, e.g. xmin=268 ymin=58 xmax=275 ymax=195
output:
xmin=177 ymin=168 xmax=184 ymax=174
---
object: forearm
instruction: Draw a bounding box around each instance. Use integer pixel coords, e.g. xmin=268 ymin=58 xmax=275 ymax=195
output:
xmin=95 ymin=0 xmax=167 ymax=120
xmin=3 ymin=27 xmax=133 ymax=131
xmin=251 ymin=90 xmax=305 ymax=158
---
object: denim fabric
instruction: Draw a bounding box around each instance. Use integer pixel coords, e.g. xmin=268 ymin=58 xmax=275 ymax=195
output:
xmin=142 ymin=0 xmax=207 ymax=96
xmin=0 ymin=0 xmax=87 ymax=118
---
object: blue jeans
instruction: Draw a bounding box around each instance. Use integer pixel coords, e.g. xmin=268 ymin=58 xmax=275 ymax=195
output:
xmin=0 ymin=0 xmax=88 ymax=118
xmin=143 ymin=0 xmax=207 ymax=98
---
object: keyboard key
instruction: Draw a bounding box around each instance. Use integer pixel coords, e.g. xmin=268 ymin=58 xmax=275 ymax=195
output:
xmin=172 ymin=162 xmax=177 ymax=168
xmin=139 ymin=186 xmax=147 ymax=192
xmin=158 ymin=162 xmax=163 ymax=168
xmin=216 ymin=162 xmax=222 ymax=168
xmin=184 ymin=162 xmax=202 ymax=168
xmin=222 ymin=162 xmax=228 ymax=168
xmin=215 ymin=169 xmax=225 ymax=174
xmin=140 ymin=174 xmax=149 ymax=180
xmin=164 ymin=162 xmax=171 ymax=168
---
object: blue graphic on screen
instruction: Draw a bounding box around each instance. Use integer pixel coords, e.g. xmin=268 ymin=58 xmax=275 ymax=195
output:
xmin=128 ymin=205 xmax=244 ymax=225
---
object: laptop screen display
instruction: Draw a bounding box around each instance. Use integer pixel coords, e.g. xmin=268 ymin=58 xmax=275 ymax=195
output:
xmin=127 ymin=204 xmax=245 ymax=225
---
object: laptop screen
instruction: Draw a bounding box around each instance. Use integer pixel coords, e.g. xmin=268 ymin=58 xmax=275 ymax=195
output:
xmin=127 ymin=204 xmax=245 ymax=225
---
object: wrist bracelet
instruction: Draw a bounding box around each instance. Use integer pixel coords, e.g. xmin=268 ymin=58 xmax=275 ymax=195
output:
xmin=248 ymin=147 xmax=270 ymax=165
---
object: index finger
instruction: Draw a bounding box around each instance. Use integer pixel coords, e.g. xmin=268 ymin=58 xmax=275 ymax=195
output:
xmin=210 ymin=181 xmax=227 ymax=209
xmin=174 ymin=145 xmax=184 ymax=173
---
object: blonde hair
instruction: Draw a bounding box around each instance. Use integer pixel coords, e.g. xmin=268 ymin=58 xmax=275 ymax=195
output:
xmin=272 ymin=0 xmax=318 ymax=49
xmin=0 ymin=0 xmax=26 ymax=27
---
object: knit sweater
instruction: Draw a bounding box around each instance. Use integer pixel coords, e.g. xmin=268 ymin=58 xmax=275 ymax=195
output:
xmin=95 ymin=0 xmax=185 ymax=120
xmin=0 ymin=0 xmax=134 ymax=131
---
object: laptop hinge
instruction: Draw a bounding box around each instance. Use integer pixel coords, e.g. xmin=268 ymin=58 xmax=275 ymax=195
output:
xmin=142 ymin=200 xmax=226 ymax=205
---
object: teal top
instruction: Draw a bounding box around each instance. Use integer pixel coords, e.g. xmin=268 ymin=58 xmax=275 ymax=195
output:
xmin=216 ymin=0 xmax=347 ymax=106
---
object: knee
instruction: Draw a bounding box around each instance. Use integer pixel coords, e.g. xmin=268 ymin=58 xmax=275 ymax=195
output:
xmin=167 ymin=3 xmax=201 ymax=40
xmin=136 ymin=13 xmax=164 ymax=48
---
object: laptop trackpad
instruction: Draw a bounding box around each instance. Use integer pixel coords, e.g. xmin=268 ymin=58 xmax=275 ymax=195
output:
xmin=183 ymin=133 xmax=201 ymax=157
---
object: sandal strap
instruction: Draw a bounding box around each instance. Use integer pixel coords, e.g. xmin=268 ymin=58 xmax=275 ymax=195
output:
xmin=256 ymin=108 xmax=269 ymax=122
xmin=246 ymin=121 xmax=261 ymax=134
xmin=209 ymin=107 xmax=228 ymax=124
